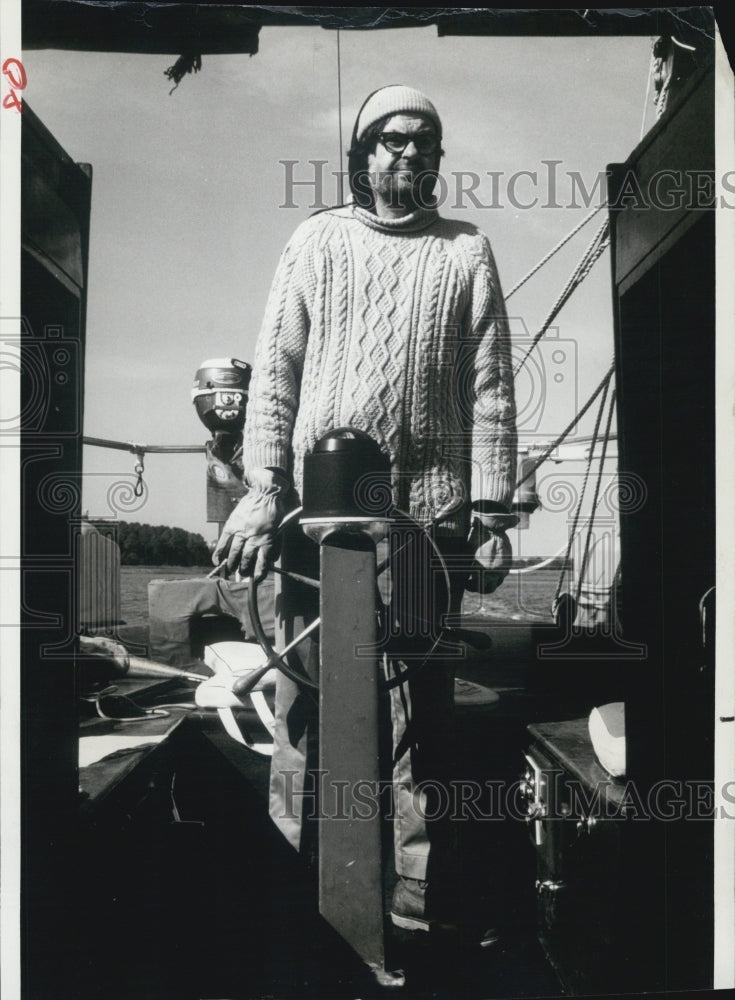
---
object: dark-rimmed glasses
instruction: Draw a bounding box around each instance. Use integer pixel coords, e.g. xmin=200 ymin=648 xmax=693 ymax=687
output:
xmin=377 ymin=132 xmax=439 ymax=155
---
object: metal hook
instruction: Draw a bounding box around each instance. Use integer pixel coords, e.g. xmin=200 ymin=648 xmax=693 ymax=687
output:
xmin=133 ymin=451 xmax=146 ymax=497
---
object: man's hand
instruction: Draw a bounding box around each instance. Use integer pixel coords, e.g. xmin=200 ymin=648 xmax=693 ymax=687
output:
xmin=212 ymin=468 xmax=290 ymax=581
xmin=465 ymin=507 xmax=517 ymax=595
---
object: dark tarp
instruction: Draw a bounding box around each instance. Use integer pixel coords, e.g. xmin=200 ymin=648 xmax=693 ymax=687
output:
xmin=23 ymin=3 xmax=717 ymax=54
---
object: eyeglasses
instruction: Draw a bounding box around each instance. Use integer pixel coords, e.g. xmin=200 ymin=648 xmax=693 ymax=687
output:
xmin=377 ymin=131 xmax=439 ymax=155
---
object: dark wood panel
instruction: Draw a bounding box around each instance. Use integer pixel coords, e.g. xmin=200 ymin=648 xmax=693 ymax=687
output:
xmin=21 ymin=107 xmax=91 ymax=1000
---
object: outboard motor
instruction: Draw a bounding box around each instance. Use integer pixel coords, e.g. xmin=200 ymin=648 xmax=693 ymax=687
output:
xmin=191 ymin=357 xmax=251 ymax=435
xmin=192 ymin=357 xmax=252 ymax=523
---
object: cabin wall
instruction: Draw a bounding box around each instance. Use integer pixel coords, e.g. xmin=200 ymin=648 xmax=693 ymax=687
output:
xmin=609 ymin=61 xmax=715 ymax=991
xmin=20 ymin=105 xmax=91 ymax=999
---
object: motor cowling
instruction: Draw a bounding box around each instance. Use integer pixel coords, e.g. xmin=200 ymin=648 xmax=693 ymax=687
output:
xmin=191 ymin=357 xmax=252 ymax=434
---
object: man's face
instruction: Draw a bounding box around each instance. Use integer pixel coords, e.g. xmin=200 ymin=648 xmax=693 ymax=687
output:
xmin=365 ymin=114 xmax=440 ymax=214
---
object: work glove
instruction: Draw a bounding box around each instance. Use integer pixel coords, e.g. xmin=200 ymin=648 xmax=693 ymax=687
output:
xmin=465 ymin=503 xmax=518 ymax=595
xmin=212 ymin=467 xmax=290 ymax=581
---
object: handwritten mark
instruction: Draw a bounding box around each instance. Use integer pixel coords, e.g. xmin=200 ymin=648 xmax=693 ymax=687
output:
xmin=2 ymin=58 xmax=27 ymax=113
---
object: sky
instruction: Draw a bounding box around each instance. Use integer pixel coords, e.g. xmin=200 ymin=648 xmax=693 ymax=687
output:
xmin=21 ymin=23 xmax=654 ymax=572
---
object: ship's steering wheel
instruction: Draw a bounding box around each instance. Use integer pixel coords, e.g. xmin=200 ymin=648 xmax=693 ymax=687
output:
xmin=232 ymin=505 xmax=456 ymax=703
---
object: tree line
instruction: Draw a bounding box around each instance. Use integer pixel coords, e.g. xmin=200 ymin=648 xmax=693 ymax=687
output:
xmin=87 ymin=519 xmax=572 ymax=571
xmin=90 ymin=520 xmax=213 ymax=566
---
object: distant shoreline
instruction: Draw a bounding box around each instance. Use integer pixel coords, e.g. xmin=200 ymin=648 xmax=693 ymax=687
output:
xmin=119 ymin=564 xmax=559 ymax=625
xmin=118 ymin=558 xmax=572 ymax=571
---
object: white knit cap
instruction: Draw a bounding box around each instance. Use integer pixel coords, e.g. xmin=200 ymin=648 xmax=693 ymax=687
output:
xmin=355 ymin=85 xmax=442 ymax=141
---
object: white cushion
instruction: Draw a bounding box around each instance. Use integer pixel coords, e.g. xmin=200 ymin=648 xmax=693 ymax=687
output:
xmin=588 ymin=702 xmax=626 ymax=777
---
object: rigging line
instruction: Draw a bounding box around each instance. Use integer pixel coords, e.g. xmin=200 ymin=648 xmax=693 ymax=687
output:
xmin=509 ymin=525 xmax=602 ymax=576
xmin=574 ymin=387 xmax=617 ymax=608
xmin=336 ymin=29 xmax=344 ymax=204
xmin=505 ymin=203 xmax=605 ymax=301
xmin=513 ymin=216 xmax=610 ymax=376
xmin=554 ymin=374 xmax=610 ymax=604
xmin=640 ymin=42 xmax=655 ymax=141
xmin=513 ymin=362 xmax=615 ymax=492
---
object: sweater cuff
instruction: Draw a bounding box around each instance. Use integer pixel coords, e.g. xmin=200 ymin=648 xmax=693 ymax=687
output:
xmin=245 ymin=442 xmax=292 ymax=478
xmin=472 ymin=500 xmax=519 ymax=533
xmin=471 ymin=464 xmax=516 ymax=514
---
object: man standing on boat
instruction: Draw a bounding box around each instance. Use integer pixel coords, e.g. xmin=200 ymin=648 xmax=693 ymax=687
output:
xmin=214 ymin=85 xmax=517 ymax=932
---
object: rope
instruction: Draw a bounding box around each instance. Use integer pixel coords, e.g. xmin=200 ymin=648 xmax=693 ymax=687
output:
xmin=574 ymin=387 xmax=617 ymax=607
xmin=554 ymin=374 xmax=610 ymax=604
xmin=505 ymin=203 xmax=605 ymax=301
xmin=514 ymin=216 xmax=610 ymax=377
xmin=513 ymin=362 xmax=615 ymax=492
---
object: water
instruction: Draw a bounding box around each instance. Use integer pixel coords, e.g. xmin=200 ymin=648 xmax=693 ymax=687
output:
xmin=121 ymin=565 xmax=559 ymax=624
xmin=465 ymin=568 xmax=559 ymax=623
xmin=121 ymin=565 xmax=211 ymax=623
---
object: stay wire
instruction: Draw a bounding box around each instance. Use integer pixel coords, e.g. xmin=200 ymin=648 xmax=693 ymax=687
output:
xmin=509 ymin=46 xmax=652 ymax=371
xmin=505 ymin=203 xmax=605 ymax=302
xmin=513 ymin=217 xmax=610 ymax=378
xmin=554 ymin=374 xmax=611 ymax=605
xmin=574 ymin=387 xmax=617 ymax=608
xmin=513 ymin=363 xmax=615 ymax=493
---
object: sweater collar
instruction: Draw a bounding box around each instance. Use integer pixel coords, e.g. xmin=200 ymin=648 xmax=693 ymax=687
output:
xmin=351 ymin=203 xmax=439 ymax=234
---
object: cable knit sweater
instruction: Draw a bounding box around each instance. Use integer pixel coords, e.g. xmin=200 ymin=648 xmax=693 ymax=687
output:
xmin=243 ymin=204 xmax=517 ymax=535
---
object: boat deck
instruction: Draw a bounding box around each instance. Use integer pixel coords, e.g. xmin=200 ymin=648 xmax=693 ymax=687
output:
xmin=76 ymin=617 xmax=619 ymax=998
